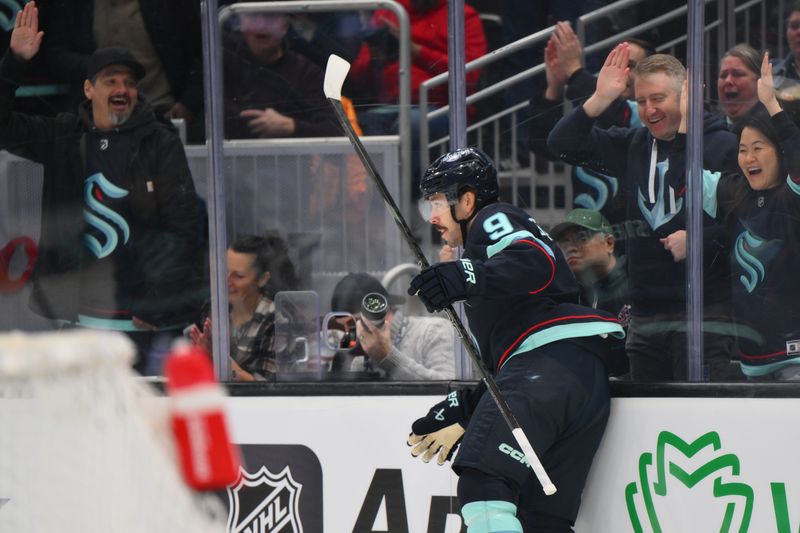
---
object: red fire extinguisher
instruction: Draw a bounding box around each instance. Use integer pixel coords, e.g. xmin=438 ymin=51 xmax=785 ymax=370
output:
xmin=164 ymin=340 xmax=241 ymax=490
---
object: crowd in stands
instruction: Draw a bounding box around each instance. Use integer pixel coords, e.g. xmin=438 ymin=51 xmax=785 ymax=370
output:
xmin=2 ymin=0 xmax=799 ymax=383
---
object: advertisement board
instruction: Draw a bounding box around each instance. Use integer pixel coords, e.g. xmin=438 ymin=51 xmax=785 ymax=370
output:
xmin=224 ymin=395 xmax=800 ymax=532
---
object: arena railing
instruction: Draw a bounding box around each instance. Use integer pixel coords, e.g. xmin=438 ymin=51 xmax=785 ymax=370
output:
xmin=417 ymin=0 xmax=776 ymax=227
xmin=0 ymin=139 xmax=403 ymax=334
xmin=217 ymin=0 xmax=413 ymax=218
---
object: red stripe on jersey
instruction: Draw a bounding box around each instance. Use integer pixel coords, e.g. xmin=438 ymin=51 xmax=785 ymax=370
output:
xmin=739 ymin=349 xmax=788 ymax=360
xmin=516 ymin=239 xmax=555 ymax=294
xmin=497 ymin=314 xmax=620 ymax=371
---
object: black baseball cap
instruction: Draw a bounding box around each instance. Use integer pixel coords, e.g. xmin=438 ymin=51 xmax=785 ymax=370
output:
xmin=87 ymin=46 xmax=145 ymax=81
xmin=330 ymin=273 xmax=405 ymax=313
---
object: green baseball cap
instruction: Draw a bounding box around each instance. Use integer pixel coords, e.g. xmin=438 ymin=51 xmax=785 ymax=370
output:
xmin=550 ymin=209 xmax=612 ymax=240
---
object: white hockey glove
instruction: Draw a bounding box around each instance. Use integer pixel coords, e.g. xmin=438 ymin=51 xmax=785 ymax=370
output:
xmin=407 ymin=423 xmax=465 ymax=465
xmin=406 ymin=388 xmax=482 ymax=465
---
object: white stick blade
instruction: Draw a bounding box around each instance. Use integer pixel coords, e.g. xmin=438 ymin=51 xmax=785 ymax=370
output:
xmin=324 ymin=54 xmax=351 ymax=101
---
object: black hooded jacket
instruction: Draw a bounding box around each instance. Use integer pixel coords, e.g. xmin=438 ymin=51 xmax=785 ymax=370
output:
xmin=0 ymin=51 xmax=206 ymax=327
xmin=548 ymin=104 xmax=739 ymax=316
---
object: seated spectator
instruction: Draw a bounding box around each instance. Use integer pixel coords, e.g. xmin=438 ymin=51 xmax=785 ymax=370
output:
xmin=223 ymin=12 xmax=341 ymax=139
xmin=717 ymin=43 xmax=770 ymax=128
xmin=668 ymin=53 xmax=800 ymax=380
xmin=551 ymin=209 xmax=631 ymax=376
xmin=529 ymin=22 xmax=652 ymax=223
xmin=548 ymin=45 xmax=739 ymax=381
xmin=189 ymin=233 xmax=299 ymax=381
xmin=773 ymin=1 xmax=800 ymax=124
xmin=37 ymin=0 xmax=205 ymax=142
xmin=348 ymin=0 xmax=487 ymax=180
xmin=329 ymin=272 xmax=455 ymax=380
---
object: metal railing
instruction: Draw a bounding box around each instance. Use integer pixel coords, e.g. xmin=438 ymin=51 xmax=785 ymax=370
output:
xmin=419 ymin=0 xmax=779 ymax=197
xmin=217 ymin=0 xmax=412 ymax=213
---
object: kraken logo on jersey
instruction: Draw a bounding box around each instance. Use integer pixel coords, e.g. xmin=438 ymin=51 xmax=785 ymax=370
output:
xmin=83 ymin=173 xmax=131 ymax=258
xmin=734 ymin=229 xmax=781 ymax=293
xmin=227 ymin=465 xmax=304 ymax=533
xmin=574 ymin=166 xmax=618 ymax=211
xmin=637 ymin=159 xmax=683 ymax=230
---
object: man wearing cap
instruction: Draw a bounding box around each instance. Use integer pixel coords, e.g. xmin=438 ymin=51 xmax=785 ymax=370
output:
xmin=551 ymin=209 xmax=631 ymax=376
xmin=0 ymin=3 xmax=205 ymax=373
xmin=329 ymin=272 xmax=455 ymax=380
xmin=551 ymin=209 xmax=629 ymax=318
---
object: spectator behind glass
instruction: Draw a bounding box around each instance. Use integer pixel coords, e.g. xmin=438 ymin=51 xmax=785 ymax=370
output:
xmin=222 ymin=12 xmax=341 ymax=139
xmin=670 ymin=54 xmax=800 ymax=380
xmin=348 ymin=0 xmax=486 ymax=182
xmin=773 ymin=1 xmax=800 ymax=124
xmin=189 ymin=233 xmax=300 ymax=382
xmin=529 ymin=22 xmax=652 ymax=225
xmin=551 ymin=209 xmax=631 ymax=377
xmin=548 ymin=46 xmax=739 ymax=381
xmin=37 ymin=0 xmax=205 ymax=142
xmin=498 ymin=0 xmax=598 ymax=169
xmin=0 ymin=3 xmax=207 ymax=374
xmin=717 ymin=44 xmax=770 ymax=128
xmin=329 ymin=272 xmax=455 ymax=380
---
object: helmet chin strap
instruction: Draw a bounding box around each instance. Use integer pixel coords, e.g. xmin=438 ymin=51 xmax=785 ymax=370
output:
xmin=449 ymin=202 xmax=479 ymax=246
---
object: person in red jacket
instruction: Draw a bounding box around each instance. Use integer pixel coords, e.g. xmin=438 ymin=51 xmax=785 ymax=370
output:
xmin=350 ymin=0 xmax=487 ymax=184
xmin=352 ymin=0 xmax=485 ymax=108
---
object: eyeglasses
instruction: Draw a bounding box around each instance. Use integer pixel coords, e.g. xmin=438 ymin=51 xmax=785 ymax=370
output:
xmin=556 ymin=230 xmax=603 ymax=248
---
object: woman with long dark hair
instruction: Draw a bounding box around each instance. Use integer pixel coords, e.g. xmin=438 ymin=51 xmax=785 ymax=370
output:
xmin=666 ymin=53 xmax=800 ymax=379
xmin=189 ymin=232 xmax=298 ymax=381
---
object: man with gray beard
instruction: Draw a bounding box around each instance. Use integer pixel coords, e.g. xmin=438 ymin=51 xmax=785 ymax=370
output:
xmin=0 ymin=2 xmax=206 ymax=374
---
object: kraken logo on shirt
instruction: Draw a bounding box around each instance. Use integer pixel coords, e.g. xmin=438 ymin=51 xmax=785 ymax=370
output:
xmin=734 ymin=229 xmax=781 ymax=293
xmin=637 ymin=159 xmax=683 ymax=230
xmin=83 ymin=172 xmax=130 ymax=258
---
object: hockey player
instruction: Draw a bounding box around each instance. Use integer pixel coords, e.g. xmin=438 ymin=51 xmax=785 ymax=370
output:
xmin=406 ymin=147 xmax=624 ymax=533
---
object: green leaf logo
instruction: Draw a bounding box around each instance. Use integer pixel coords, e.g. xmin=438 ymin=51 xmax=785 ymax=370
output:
xmin=626 ymin=431 xmax=754 ymax=532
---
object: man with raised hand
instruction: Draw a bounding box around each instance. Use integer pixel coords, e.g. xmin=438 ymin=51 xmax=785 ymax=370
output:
xmin=0 ymin=2 xmax=205 ymax=373
xmin=407 ymin=147 xmax=623 ymax=533
xmin=548 ymin=44 xmax=738 ymax=381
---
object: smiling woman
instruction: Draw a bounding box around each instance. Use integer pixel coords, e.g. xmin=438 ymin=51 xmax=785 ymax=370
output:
xmin=667 ymin=53 xmax=800 ymax=380
xmin=189 ymin=233 xmax=299 ymax=382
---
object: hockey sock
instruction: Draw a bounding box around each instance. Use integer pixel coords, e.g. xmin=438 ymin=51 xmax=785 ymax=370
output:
xmin=461 ymin=501 xmax=522 ymax=533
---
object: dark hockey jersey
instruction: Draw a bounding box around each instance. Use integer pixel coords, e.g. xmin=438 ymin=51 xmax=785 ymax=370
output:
xmin=667 ymin=111 xmax=800 ymax=376
xmin=461 ymin=202 xmax=624 ymax=373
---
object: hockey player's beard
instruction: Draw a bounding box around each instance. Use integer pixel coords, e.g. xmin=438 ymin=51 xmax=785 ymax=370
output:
xmin=436 ymin=224 xmax=462 ymax=247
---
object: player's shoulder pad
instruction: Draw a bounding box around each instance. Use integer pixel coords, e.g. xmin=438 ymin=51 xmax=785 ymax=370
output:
xmin=472 ymin=203 xmax=550 ymax=240
xmin=472 ymin=202 xmax=528 ymax=228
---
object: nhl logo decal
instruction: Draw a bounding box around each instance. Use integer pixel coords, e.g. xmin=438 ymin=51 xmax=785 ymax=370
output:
xmin=227 ymin=465 xmax=304 ymax=532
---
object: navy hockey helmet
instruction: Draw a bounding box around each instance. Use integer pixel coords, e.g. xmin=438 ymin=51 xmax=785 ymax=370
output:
xmin=418 ymin=148 xmax=499 ymax=227
xmin=420 ymin=147 xmax=499 ymax=204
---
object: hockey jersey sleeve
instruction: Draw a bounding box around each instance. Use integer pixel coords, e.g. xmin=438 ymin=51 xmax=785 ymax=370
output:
xmin=547 ymin=103 xmax=636 ymax=177
xmin=464 ymin=205 xmax=576 ymax=301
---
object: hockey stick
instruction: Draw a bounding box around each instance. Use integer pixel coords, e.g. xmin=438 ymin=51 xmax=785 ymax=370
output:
xmin=324 ymin=54 xmax=556 ymax=496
